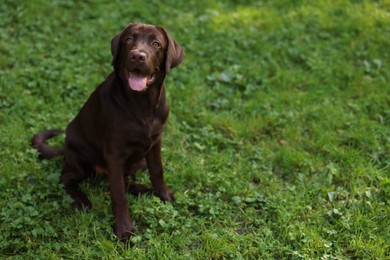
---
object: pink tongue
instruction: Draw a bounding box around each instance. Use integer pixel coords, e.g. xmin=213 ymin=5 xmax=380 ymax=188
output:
xmin=128 ymin=74 xmax=147 ymax=91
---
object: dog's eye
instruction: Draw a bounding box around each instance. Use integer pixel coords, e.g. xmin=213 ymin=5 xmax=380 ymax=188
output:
xmin=152 ymin=41 xmax=161 ymax=48
xmin=126 ymin=37 xmax=134 ymax=44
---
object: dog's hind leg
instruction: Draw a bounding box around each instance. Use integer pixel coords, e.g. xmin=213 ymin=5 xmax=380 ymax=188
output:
xmin=125 ymin=159 xmax=152 ymax=195
xmin=60 ymin=154 xmax=93 ymax=210
xmin=125 ymin=180 xmax=153 ymax=195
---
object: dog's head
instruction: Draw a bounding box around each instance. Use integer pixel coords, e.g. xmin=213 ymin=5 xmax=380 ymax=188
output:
xmin=111 ymin=23 xmax=184 ymax=92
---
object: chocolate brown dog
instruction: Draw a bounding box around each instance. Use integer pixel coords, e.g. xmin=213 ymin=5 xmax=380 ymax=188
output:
xmin=32 ymin=23 xmax=184 ymax=241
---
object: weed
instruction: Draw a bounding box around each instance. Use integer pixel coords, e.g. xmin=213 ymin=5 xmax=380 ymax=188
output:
xmin=1 ymin=0 xmax=389 ymax=258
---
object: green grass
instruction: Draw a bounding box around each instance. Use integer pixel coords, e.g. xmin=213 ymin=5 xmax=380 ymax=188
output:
xmin=1 ymin=0 xmax=389 ymax=258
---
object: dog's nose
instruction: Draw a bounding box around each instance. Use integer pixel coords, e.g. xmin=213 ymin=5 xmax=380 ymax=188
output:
xmin=130 ymin=51 xmax=147 ymax=63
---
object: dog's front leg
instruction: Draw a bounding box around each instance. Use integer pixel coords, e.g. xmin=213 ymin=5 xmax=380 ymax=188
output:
xmin=105 ymin=156 xmax=136 ymax=241
xmin=146 ymin=138 xmax=174 ymax=202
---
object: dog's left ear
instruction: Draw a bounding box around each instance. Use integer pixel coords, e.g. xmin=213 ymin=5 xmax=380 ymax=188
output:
xmin=158 ymin=27 xmax=184 ymax=73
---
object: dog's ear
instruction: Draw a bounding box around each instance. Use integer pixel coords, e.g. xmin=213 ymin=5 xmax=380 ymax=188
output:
xmin=158 ymin=27 xmax=184 ymax=73
xmin=110 ymin=32 xmax=121 ymax=67
xmin=111 ymin=23 xmax=139 ymax=67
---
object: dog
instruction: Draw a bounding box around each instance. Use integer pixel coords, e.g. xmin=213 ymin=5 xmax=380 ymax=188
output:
xmin=31 ymin=23 xmax=184 ymax=241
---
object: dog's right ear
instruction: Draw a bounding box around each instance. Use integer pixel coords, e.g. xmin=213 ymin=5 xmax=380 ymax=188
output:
xmin=111 ymin=23 xmax=139 ymax=67
xmin=110 ymin=32 xmax=121 ymax=67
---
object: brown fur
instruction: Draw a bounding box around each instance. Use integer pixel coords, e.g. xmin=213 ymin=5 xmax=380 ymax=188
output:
xmin=32 ymin=23 xmax=184 ymax=241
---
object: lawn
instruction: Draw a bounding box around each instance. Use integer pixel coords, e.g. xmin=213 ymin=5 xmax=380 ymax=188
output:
xmin=1 ymin=0 xmax=389 ymax=258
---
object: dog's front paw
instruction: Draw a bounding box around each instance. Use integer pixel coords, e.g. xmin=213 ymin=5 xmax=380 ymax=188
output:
xmin=154 ymin=187 xmax=175 ymax=202
xmin=114 ymin=221 xmax=137 ymax=243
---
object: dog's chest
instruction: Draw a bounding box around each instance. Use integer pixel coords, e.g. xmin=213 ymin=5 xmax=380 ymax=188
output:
xmin=146 ymin=117 xmax=164 ymax=143
xmin=121 ymin=99 xmax=169 ymax=158
xmin=130 ymin=116 xmax=164 ymax=152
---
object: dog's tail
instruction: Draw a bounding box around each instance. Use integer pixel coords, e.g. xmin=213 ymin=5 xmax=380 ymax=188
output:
xmin=31 ymin=129 xmax=65 ymax=160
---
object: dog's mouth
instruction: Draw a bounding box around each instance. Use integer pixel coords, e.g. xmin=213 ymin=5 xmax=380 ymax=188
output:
xmin=127 ymin=71 xmax=156 ymax=92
